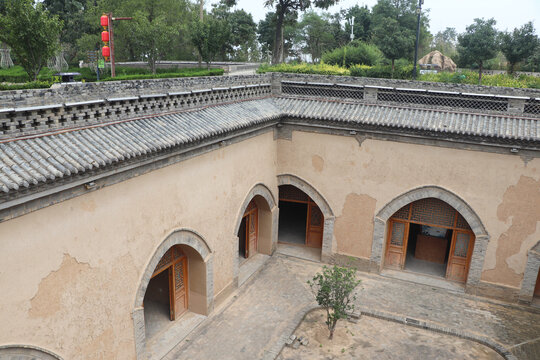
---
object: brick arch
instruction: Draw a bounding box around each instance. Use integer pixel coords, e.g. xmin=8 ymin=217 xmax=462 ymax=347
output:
xmin=232 ymin=183 xmax=278 ymax=282
xmin=132 ymin=229 xmax=213 ymax=360
xmin=277 ymin=174 xmax=335 ymax=261
xmin=370 ymin=186 xmax=489 ymax=286
xmin=519 ymin=240 xmax=540 ymax=303
xmin=233 ymin=183 xmax=277 ymax=237
xmin=0 ymin=345 xmax=62 ymax=360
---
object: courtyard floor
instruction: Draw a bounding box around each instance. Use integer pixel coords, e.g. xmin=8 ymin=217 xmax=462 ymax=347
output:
xmin=161 ymin=253 xmax=540 ymax=360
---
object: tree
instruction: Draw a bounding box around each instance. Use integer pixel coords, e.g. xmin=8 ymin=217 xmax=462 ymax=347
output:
xmin=43 ymin=0 xmax=88 ymax=62
xmin=298 ymin=11 xmax=335 ymax=63
xmin=129 ymin=12 xmax=178 ymax=74
xmin=500 ymin=22 xmax=539 ymax=74
xmin=343 ymin=5 xmax=372 ymax=42
xmin=371 ymin=0 xmax=429 ymax=77
xmin=458 ymin=18 xmax=499 ymax=84
xmin=432 ymin=27 xmax=457 ymax=58
xmin=0 ymin=0 xmax=63 ymax=81
xmin=257 ymin=11 xmax=298 ymax=62
xmin=373 ymin=18 xmax=414 ymax=76
xmin=212 ymin=2 xmax=258 ymax=61
xmin=191 ymin=17 xmax=231 ymax=68
xmin=308 ymin=265 xmax=361 ymax=340
xmin=264 ymin=0 xmax=340 ymax=64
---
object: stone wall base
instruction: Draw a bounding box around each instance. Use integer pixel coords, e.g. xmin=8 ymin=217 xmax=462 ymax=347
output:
xmin=329 ymin=253 xmax=378 ymax=273
xmin=466 ymin=281 xmax=520 ymax=303
xmin=213 ymin=279 xmax=238 ymax=310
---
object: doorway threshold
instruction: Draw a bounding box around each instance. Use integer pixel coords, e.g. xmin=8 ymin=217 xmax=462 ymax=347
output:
xmin=380 ymin=268 xmax=465 ymax=293
xmin=276 ymin=243 xmax=321 ymax=262
xmin=238 ymin=253 xmax=270 ymax=287
xmin=146 ymin=311 xmax=206 ymax=360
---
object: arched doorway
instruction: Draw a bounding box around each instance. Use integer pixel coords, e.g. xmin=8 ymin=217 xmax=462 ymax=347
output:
xmin=143 ymin=245 xmax=189 ymax=338
xmin=0 ymin=345 xmax=62 ymax=360
xmin=238 ymin=199 xmax=259 ymax=259
xmin=277 ymin=174 xmax=335 ymax=262
xmin=384 ymin=198 xmax=475 ymax=283
xmin=133 ymin=229 xmax=213 ymax=360
xmin=278 ymin=184 xmax=324 ymax=249
xmin=234 ymin=184 xmax=277 ymax=286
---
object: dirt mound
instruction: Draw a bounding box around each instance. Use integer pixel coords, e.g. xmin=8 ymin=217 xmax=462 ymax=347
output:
xmin=419 ymin=50 xmax=457 ymax=72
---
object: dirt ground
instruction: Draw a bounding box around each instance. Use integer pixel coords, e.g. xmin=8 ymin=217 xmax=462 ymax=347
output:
xmin=279 ymin=309 xmax=502 ymax=360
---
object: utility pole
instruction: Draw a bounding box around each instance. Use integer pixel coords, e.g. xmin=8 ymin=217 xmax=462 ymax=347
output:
xmin=412 ymin=0 xmax=424 ymax=80
xmin=349 ymin=17 xmax=355 ymax=42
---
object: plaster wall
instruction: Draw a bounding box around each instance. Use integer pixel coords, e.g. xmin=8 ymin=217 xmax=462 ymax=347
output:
xmin=277 ymin=130 xmax=540 ymax=290
xmin=0 ymin=131 xmax=278 ymax=360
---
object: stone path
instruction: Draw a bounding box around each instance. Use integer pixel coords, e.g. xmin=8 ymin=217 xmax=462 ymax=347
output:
xmin=162 ymin=254 xmax=540 ymax=360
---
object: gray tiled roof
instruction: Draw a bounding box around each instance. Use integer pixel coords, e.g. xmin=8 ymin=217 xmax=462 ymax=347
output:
xmin=276 ymin=97 xmax=540 ymax=142
xmin=0 ymin=96 xmax=539 ymax=196
xmin=0 ymin=98 xmax=281 ymax=193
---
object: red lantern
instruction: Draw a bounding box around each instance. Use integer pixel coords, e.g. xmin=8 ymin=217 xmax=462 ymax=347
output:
xmin=101 ymin=31 xmax=109 ymax=43
xmin=102 ymin=46 xmax=110 ymax=59
xmin=101 ymin=14 xmax=108 ymax=29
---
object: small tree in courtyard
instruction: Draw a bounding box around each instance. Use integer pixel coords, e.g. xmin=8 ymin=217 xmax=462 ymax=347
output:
xmin=307 ymin=265 xmax=361 ymax=340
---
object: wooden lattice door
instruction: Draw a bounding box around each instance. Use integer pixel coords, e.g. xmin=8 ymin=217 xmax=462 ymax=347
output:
xmin=306 ymin=201 xmax=323 ymax=248
xmin=385 ymin=219 xmax=409 ymax=269
xmin=170 ymin=257 xmax=188 ymax=320
xmin=446 ymin=230 xmax=474 ymax=282
xmin=247 ymin=208 xmax=258 ymax=257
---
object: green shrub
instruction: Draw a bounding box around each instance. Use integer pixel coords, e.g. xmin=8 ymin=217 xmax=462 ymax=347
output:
xmin=0 ymin=81 xmax=52 ymax=90
xmin=257 ymin=63 xmax=349 ymax=76
xmin=0 ymin=65 xmax=223 ymax=83
xmin=101 ymin=68 xmax=224 ymax=81
xmin=418 ymin=70 xmax=540 ymax=88
xmin=350 ymin=63 xmax=413 ymax=79
xmin=322 ymin=41 xmax=384 ymax=68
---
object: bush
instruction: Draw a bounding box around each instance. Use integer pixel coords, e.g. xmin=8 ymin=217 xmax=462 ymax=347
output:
xmin=0 ymin=81 xmax=52 ymax=90
xmin=350 ymin=63 xmax=413 ymax=79
xmin=100 ymin=68 xmax=224 ymax=81
xmin=419 ymin=70 xmax=540 ymax=88
xmin=257 ymin=63 xmax=349 ymax=76
xmin=322 ymin=41 xmax=384 ymax=68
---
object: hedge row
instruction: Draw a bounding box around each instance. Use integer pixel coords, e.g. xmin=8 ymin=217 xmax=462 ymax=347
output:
xmin=0 ymin=66 xmax=224 ymax=84
xmin=101 ymin=68 xmax=224 ymax=81
xmin=257 ymin=63 xmax=349 ymax=76
xmin=0 ymin=81 xmax=53 ymax=91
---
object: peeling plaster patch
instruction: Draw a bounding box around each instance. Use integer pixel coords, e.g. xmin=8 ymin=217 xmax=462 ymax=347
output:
xmin=519 ymin=153 xmax=535 ymax=166
xmin=334 ymin=193 xmax=377 ymax=258
xmin=29 ymin=254 xmax=92 ymax=318
xmin=355 ymin=135 xmax=367 ymax=146
xmin=312 ymin=155 xmax=324 ymax=173
xmin=483 ymin=176 xmax=540 ymax=287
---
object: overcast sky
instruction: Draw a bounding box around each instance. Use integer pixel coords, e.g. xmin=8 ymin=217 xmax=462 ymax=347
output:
xmin=208 ymin=0 xmax=540 ymax=35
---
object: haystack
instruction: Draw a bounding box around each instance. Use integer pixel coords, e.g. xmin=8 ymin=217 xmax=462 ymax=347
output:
xmin=419 ymin=50 xmax=457 ymax=72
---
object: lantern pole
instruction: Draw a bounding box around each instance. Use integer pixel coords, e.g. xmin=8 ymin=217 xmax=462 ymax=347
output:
xmin=106 ymin=13 xmax=132 ymax=78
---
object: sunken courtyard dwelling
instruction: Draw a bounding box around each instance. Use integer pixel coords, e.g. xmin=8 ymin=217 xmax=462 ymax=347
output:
xmin=0 ymin=73 xmax=539 ymax=359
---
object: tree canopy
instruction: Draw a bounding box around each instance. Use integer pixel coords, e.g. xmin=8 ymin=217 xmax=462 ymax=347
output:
xmin=0 ymin=0 xmax=63 ymax=80
xmin=500 ymin=22 xmax=539 ymax=74
xmin=458 ymin=18 xmax=499 ymax=83
xmin=264 ymin=0 xmax=340 ymax=64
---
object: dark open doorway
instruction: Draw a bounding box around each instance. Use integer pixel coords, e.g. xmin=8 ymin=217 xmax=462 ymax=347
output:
xmin=238 ymin=216 xmax=247 ymax=258
xmin=404 ymin=223 xmax=452 ymax=278
xmin=143 ymin=267 xmax=171 ymax=339
xmin=278 ymin=200 xmax=307 ymax=245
